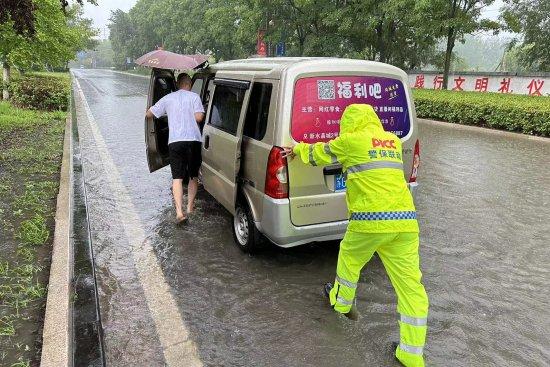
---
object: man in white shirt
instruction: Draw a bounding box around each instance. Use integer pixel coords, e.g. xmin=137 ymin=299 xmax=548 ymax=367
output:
xmin=146 ymin=73 xmax=205 ymax=223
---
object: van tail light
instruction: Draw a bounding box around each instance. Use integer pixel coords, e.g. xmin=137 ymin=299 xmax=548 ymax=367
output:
xmin=265 ymin=146 xmax=289 ymax=199
xmin=409 ymin=139 xmax=420 ymax=183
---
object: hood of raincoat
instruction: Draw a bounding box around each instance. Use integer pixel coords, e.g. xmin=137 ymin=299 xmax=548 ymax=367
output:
xmin=339 ymin=104 xmax=383 ymax=135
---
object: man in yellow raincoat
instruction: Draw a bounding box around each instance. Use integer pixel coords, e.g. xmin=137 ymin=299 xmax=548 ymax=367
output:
xmin=283 ymin=104 xmax=429 ymax=367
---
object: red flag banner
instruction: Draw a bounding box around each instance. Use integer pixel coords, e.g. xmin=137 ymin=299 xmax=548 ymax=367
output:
xmin=257 ymin=30 xmax=267 ymax=57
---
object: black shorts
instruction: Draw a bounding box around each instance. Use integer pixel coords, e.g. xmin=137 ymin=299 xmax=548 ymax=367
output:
xmin=168 ymin=141 xmax=202 ymax=183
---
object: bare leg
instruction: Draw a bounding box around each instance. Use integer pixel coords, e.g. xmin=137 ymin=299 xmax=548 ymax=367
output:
xmin=186 ymin=177 xmax=198 ymax=214
xmin=172 ymin=179 xmax=185 ymax=221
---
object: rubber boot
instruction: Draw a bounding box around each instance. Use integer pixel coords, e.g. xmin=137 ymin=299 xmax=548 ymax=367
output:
xmin=324 ymin=282 xmax=333 ymax=299
xmin=391 ymin=342 xmax=400 ymax=362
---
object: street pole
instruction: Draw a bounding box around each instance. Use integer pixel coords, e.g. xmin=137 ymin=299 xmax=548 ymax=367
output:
xmin=268 ymin=19 xmax=275 ymax=57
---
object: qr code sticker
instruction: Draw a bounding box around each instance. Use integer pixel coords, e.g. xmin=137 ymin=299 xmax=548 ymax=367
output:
xmin=317 ymin=80 xmax=335 ymax=100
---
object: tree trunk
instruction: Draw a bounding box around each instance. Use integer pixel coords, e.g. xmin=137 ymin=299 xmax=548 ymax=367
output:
xmin=387 ymin=19 xmax=396 ymax=65
xmin=296 ymin=26 xmax=306 ymax=56
xmin=376 ymin=19 xmax=385 ymax=63
xmin=297 ymin=33 xmax=305 ymax=56
xmin=2 ymin=61 xmax=10 ymax=100
xmin=442 ymin=26 xmax=455 ymax=90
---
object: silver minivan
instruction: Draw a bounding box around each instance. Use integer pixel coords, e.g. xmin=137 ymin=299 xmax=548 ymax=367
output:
xmin=145 ymin=57 xmax=420 ymax=252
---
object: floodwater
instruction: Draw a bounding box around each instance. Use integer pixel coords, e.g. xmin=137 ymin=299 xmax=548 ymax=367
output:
xmin=71 ymin=69 xmax=550 ymax=367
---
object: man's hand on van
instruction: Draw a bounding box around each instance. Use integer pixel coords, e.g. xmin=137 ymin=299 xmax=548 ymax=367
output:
xmin=282 ymin=146 xmax=295 ymax=160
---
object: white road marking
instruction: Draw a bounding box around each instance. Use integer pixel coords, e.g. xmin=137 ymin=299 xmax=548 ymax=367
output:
xmin=74 ymin=76 xmax=202 ymax=367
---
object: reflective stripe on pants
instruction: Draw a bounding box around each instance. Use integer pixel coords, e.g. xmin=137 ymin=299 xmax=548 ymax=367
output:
xmin=329 ymin=275 xmax=357 ymax=311
xmin=401 ymin=314 xmax=427 ymax=326
xmin=335 ymin=275 xmax=357 ymax=289
xmin=399 ymin=343 xmax=423 ymax=355
xmin=396 ymin=313 xmax=427 ymax=367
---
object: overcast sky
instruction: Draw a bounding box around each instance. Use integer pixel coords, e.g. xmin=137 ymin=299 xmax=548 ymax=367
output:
xmin=83 ymin=0 xmax=504 ymax=40
xmin=82 ymin=0 xmax=137 ymax=39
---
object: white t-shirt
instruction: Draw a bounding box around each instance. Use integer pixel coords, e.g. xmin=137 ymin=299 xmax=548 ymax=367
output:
xmin=150 ymin=89 xmax=205 ymax=144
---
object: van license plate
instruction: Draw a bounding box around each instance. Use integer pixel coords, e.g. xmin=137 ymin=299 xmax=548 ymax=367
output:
xmin=334 ymin=173 xmax=347 ymax=191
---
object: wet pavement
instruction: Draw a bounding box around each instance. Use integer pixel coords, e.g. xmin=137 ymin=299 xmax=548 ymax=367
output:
xmin=71 ymin=69 xmax=550 ymax=367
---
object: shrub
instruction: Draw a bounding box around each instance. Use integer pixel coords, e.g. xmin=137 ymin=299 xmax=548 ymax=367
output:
xmin=412 ymin=89 xmax=550 ymax=137
xmin=8 ymin=73 xmax=70 ymax=111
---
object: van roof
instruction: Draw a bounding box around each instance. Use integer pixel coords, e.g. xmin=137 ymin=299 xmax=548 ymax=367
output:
xmin=208 ymin=57 xmax=406 ymax=79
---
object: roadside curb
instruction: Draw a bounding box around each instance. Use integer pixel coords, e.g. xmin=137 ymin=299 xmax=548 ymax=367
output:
xmin=41 ymin=98 xmax=73 ymax=366
xmin=418 ymin=118 xmax=550 ymax=143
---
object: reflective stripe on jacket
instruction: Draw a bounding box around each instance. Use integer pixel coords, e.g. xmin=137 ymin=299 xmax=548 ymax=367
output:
xmin=293 ymin=104 xmax=418 ymax=234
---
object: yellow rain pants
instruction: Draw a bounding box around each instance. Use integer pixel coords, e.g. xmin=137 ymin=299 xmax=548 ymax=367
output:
xmin=329 ymin=231 xmax=428 ymax=367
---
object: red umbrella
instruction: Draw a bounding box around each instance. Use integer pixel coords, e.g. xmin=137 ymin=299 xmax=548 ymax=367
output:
xmin=135 ymin=50 xmax=209 ymax=70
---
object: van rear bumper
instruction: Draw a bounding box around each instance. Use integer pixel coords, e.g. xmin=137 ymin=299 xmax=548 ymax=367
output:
xmin=256 ymin=196 xmax=348 ymax=248
xmin=257 ymin=182 xmax=419 ymax=248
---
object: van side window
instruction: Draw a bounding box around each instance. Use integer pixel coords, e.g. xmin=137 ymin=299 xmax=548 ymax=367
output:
xmin=204 ymin=79 xmax=214 ymax=104
xmin=154 ymin=77 xmax=175 ymax=104
xmin=209 ymin=85 xmax=246 ymax=135
xmin=191 ymin=77 xmax=204 ymax=95
xmin=243 ymin=83 xmax=272 ymax=141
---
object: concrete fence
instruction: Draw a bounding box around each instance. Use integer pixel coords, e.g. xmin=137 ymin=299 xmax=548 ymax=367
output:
xmin=407 ymin=71 xmax=549 ymax=96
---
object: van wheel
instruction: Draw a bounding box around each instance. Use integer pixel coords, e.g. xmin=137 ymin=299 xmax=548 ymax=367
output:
xmin=233 ymin=201 xmax=262 ymax=253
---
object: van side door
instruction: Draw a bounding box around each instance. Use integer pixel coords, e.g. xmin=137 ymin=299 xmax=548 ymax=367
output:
xmin=145 ymin=68 xmax=176 ymax=172
xmin=201 ymin=79 xmax=251 ymax=214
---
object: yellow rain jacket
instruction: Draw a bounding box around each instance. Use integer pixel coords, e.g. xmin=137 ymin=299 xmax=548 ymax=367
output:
xmin=293 ymin=103 xmax=418 ymax=234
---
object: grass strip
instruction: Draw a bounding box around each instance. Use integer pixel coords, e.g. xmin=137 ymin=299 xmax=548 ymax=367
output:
xmin=0 ymin=100 xmax=66 ymax=366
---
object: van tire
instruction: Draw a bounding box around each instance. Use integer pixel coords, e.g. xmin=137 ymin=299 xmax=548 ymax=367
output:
xmin=232 ymin=200 xmax=262 ymax=253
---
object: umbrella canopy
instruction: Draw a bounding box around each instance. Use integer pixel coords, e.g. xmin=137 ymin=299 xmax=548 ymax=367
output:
xmin=135 ymin=50 xmax=209 ymax=70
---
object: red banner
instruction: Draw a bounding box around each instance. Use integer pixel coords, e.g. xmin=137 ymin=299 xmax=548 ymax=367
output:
xmin=257 ymin=30 xmax=267 ymax=57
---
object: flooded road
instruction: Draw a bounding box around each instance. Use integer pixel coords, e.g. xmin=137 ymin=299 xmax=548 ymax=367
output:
xmin=71 ymin=69 xmax=550 ymax=367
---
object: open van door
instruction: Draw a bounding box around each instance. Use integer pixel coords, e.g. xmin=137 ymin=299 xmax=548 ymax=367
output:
xmin=201 ymin=79 xmax=250 ymax=214
xmin=145 ymin=68 xmax=176 ymax=172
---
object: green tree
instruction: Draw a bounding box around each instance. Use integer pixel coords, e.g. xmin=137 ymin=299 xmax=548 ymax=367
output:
xmin=108 ymin=9 xmax=137 ymax=67
xmin=501 ymin=0 xmax=550 ymax=72
xmin=431 ymin=0 xmax=500 ymax=89
xmin=324 ymin=0 xmax=440 ymax=68
xmin=109 ymin=0 xmax=497 ymax=73
xmin=1 ymin=0 xmax=97 ymax=99
xmin=0 ymin=0 xmax=96 ymax=36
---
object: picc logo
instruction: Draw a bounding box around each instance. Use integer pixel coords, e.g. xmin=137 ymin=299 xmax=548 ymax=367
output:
xmin=372 ymin=138 xmax=396 ymax=149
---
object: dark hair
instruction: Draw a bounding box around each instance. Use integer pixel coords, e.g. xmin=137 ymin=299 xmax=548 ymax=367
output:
xmin=177 ymin=73 xmax=192 ymax=87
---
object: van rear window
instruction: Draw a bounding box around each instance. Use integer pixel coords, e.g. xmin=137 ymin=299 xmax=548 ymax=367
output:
xmin=291 ymin=76 xmax=411 ymax=143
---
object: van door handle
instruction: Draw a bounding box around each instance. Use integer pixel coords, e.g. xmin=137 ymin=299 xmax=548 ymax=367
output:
xmin=323 ymin=165 xmax=342 ymax=175
xmin=204 ymin=135 xmax=210 ymax=149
